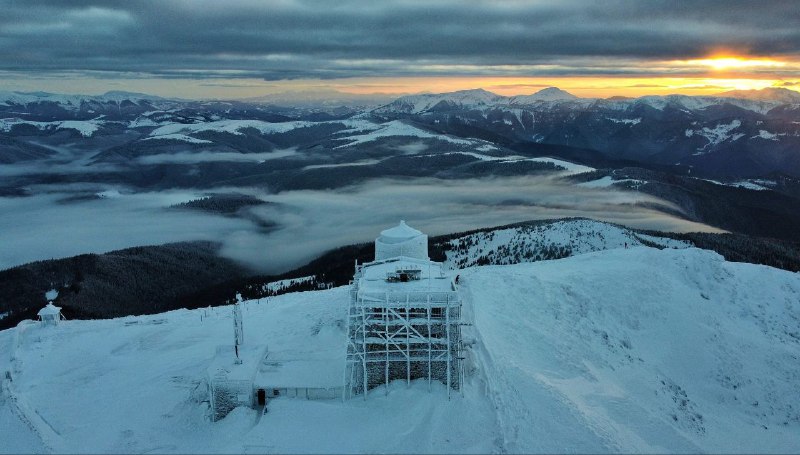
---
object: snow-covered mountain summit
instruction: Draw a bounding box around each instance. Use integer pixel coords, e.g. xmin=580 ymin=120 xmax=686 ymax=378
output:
xmin=374 ymin=88 xmax=506 ymax=114
xmin=509 ymin=86 xmax=582 ymax=104
xmin=374 ymin=86 xmax=800 ymax=115
xmin=2 ymin=243 xmax=798 ymax=453
xmin=717 ymin=87 xmax=800 ymax=104
xmin=440 ymin=219 xmax=689 ymax=269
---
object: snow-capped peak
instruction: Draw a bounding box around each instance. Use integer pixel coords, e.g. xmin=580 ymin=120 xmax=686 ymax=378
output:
xmin=374 ymin=88 xmax=505 ymax=114
xmin=99 ymin=91 xmax=166 ymax=102
xmin=510 ymin=87 xmax=580 ymax=104
xmin=716 ymin=87 xmax=800 ymax=104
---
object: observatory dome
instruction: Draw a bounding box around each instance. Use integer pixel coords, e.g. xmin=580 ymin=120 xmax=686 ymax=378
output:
xmin=374 ymin=220 xmax=428 ymax=261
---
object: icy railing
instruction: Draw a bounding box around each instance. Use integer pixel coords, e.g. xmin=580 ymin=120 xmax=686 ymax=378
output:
xmin=355 ymin=290 xmax=460 ymax=306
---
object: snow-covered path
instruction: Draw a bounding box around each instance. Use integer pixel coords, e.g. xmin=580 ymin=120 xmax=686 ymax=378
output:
xmin=462 ymin=247 xmax=800 ymax=453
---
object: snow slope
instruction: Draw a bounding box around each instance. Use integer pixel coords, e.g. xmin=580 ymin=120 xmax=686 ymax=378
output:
xmin=462 ymin=247 xmax=800 ymax=453
xmin=0 ymin=118 xmax=103 ymax=137
xmin=333 ymin=120 xmax=474 ymax=148
xmin=443 ymin=219 xmax=689 ymax=269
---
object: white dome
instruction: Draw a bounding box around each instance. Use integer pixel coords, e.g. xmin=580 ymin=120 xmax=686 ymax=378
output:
xmin=38 ymin=302 xmax=61 ymax=316
xmin=378 ymin=220 xmax=423 ymax=244
xmin=375 ymin=221 xmax=428 ymax=261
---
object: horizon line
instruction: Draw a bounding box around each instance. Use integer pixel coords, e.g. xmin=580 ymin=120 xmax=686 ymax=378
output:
xmin=3 ymin=84 xmax=800 ymax=103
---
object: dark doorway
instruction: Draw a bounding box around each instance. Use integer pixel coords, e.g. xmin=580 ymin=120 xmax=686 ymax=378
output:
xmin=257 ymin=388 xmax=266 ymax=406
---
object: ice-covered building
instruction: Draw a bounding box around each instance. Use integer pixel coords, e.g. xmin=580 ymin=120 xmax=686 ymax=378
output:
xmin=344 ymin=221 xmax=463 ymax=399
xmin=374 ymin=220 xmax=429 ymax=261
xmin=207 ymin=344 xmax=268 ymax=421
xmin=207 ymin=300 xmax=343 ymax=421
xmin=37 ymin=303 xmax=62 ymax=326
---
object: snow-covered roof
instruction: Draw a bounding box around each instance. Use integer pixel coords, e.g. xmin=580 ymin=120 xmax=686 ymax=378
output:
xmin=378 ymin=220 xmax=423 ymax=241
xmin=358 ymin=257 xmax=454 ymax=294
xmin=255 ymin=358 xmax=344 ymax=389
xmin=207 ymin=345 xmax=268 ymax=383
xmin=37 ymin=303 xmax=61 ymax=316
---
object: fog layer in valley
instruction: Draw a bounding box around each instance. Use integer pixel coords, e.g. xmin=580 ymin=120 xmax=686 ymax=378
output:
xmin=0 ymin=175 xmax=721 ymax=273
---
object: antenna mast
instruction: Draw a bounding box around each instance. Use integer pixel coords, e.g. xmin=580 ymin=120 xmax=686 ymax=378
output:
xmin=233 ymin=293 xmax=244 ymax=364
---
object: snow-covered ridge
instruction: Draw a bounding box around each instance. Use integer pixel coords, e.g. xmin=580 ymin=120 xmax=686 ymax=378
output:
xmin=333 ymin=119 xmax=473 ymax=148
xmin=0 ymin=90 xmax=168 ymax=108
xmin=147 ymin=118 xmax=379 ymax=140
xmin=578 ymin=176 xmax=646 ymax=188
xmin=753 ymin=130 xmax=784 ymax=141
xmin=375 ymin=89 xmax=506 ymax=114
xmin=606 ymin=117 xmax=642 ymax=125
xmin=375 ymin=87 xmax=800 ymax=116
xmin=441 ymin=219 xmax=689 ymax=269
xmin=149 ymin=119 xmax=315 ymax=137
xmin=142 ymin=133 xmax=213 ymax=144
xmin=262 ymin=276 xmax=317 ymax=293
xmin=0 ymin=118 xmax=103 ymax=137
xmin=687 ymin=119 xmax=744 ymax=153
xmin=376 ymin=87 xmax=593 ymax=114
xmin=144 ymin=118 xmax=474 ymax=148
xmin=701 ymin=178 xmax=777 ymax=191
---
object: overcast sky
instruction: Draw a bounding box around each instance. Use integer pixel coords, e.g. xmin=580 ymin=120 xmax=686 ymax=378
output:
xmin=1 ymin=0 xmax=799 ymax=98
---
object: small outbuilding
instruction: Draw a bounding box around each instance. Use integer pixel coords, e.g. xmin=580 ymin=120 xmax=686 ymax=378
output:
xmin=37 ymin=303 xmax=62 ymax=326
xmin=207 ymin=344 xmax=268 ymax=421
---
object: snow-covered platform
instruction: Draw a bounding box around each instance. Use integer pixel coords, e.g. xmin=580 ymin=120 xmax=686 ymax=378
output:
xmin=356 ymin=256 xmax=456 ymax=297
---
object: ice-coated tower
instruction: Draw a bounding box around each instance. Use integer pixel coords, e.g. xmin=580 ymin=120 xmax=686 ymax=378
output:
xmin=345 ymin=220 xmax=462 ymax=400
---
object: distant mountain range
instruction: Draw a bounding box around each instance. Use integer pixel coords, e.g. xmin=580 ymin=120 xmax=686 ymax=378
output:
xmin=4 ymin=86 xmax=798 ymax=114
xmin=372 ymin=87 xmax=800 ymax=178
xmin=1 ymin=85 xmax=799 ymax=178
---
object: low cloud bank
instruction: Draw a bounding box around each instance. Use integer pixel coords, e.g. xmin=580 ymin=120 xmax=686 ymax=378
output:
xmin=0 ymin=175 xmax=721 ymax=274
xmin=222 ymin=175 xmax=721 ymax=272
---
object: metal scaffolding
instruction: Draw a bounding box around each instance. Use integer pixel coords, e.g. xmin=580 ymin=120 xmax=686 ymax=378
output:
xmin=344 ymin=261 xmax=463 ymax=400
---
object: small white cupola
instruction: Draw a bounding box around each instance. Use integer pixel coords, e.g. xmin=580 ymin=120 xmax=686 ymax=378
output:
xmin=374 ymin=220 xmax=429 ymax=261
xmin=38 ymin=303 xmax=62 ymax=326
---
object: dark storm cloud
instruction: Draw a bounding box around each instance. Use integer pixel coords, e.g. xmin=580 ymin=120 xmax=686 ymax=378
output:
xmin=1 ymin=0 xmax=798 ymax=79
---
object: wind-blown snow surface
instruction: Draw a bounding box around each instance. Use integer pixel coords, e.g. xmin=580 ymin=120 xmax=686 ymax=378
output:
xmin=462 ymin=248 xmax=800 ymax=453
xmin=1 ymin=247 xmax=799 ymax=453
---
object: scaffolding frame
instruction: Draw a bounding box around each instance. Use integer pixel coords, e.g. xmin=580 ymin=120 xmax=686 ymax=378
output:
xmin=344 ymin=262 xmax=463 ymax=400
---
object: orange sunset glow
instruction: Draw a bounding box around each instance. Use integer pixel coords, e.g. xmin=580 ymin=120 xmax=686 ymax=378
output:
xmin=318 ymin=55 xmax=800 ymax=99
xmin=326 ymin=75 xmax=795 ymax=99
xmin=6 ymin=54 xmax=796 ymax=100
